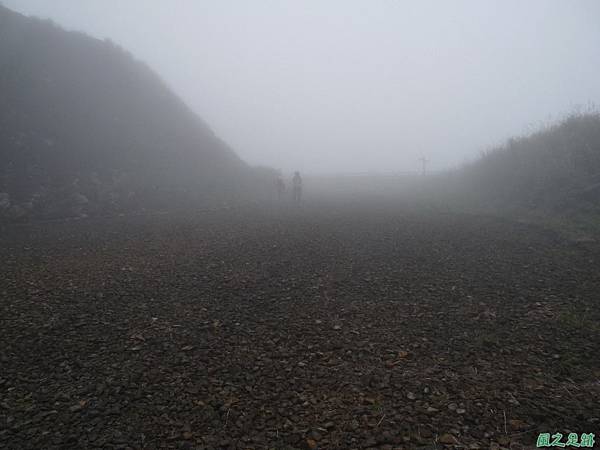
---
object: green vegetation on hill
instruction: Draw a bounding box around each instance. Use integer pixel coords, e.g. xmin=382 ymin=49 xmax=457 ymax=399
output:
xmin=435 ymin=113 xmax=600 ymax=237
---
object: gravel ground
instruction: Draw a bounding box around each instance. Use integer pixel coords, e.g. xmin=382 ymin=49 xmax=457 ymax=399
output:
xmin=1 ymin=203 xmax=599 ymax=450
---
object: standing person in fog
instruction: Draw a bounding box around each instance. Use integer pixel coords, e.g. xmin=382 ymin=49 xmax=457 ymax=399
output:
xmin=292 ymin=171 xmax=302 ymax=204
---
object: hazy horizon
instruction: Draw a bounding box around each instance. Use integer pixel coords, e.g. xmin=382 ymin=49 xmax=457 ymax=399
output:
xmin=5 ymin=0 xmax=600 ymax=174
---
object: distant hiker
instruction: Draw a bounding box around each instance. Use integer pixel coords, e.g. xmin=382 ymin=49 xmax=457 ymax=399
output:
xmin=292 ymin=171 xmax=302 ymax=204
xmin=276 ymin=176 xmax=285 ymax=200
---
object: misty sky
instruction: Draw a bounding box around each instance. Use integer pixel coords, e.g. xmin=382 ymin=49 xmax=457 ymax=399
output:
xmin=5 ymin=0 xmax=600 ymax=174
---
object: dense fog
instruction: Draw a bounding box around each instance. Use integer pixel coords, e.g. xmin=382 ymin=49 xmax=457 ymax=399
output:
xmin=3 ymin=3 xmax=600 ymax=448
xmin=5 ymin=0 xmax=600 ymax=174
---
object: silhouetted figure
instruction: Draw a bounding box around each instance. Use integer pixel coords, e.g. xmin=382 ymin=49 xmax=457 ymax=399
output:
xmin=275 ymin=176 xmax=285 ymax=200
xmin=292 ymin=171 xmax=302 ymax=204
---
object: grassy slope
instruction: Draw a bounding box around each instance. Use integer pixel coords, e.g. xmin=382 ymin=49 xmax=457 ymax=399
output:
xmin=432 ymin=113 xmax=600 ymax=239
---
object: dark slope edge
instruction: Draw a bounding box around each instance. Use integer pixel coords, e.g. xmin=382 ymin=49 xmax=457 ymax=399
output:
xmin=429 ymin=113 xmax=600 ymax=237
xmin=0 ymin=5 xmax=268 ymax=220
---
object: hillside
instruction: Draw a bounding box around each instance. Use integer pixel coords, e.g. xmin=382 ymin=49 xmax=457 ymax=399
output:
xmin=0 ymin=5 xmax=256 ymax=219
xmin=432 ymin=113 xmax=600 ymax=235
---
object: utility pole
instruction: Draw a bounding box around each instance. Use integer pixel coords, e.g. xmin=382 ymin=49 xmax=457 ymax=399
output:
xmin=418 ymin=156 xmax=429 ymax=176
